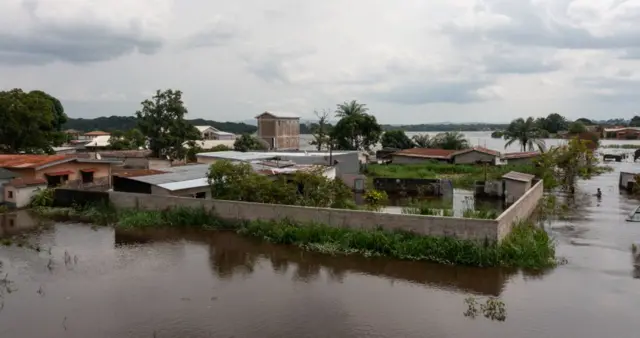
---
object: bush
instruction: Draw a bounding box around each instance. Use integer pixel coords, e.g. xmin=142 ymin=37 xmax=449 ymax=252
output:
xmin=29 ymin=188 xmax=55 ymax=208
xmin=363 ymin=190 xmax=388 ymax=211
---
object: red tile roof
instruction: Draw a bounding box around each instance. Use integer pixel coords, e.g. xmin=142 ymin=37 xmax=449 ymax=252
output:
xmin=392 ymin=148 xmax=456 ymax=159
xmin=0 ymin=155 xmax=70 ymax=169
xmin=7 ymin=177 xmax=47 ymax=188
xmin=502 ymin=152 xmax=540 ymax=159
xmin=452 ymin=146 xmax=500 ymax=157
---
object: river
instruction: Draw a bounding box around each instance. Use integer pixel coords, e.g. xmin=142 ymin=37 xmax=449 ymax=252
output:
xmin=2 ymin=140 xmax=640 ymax=337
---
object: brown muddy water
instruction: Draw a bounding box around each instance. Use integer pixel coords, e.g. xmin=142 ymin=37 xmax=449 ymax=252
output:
xmin=2 ymin=164 xmax=640 ymax=337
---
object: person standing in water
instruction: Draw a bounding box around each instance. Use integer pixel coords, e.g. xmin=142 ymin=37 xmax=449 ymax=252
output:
xmin=596 ymin=188 xmax=602 ymax=198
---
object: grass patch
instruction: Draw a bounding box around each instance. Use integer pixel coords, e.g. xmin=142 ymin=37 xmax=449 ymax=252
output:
xmin=33 ymin=205 xmax=558 ymax=269
xmin=366 ymin=162 xmax=537 ymax=189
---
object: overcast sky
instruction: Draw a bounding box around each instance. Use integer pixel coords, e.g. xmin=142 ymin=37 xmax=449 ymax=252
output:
xmin=1 ymin=0 xmax=640 ymax=124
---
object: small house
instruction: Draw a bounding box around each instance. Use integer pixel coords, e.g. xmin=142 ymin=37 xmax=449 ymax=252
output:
xmin=3 ymin=178 xmax=48 ymax=208
xmin=451 ymin=147 xmax=500 ymax=165
xmin=502 ymin=171 xmax=535 ymax=204
xmin=256 ymin=111 xmax=300 ymax=150
xmin=502 ymin=152 xmax=540 ymax=165
xmin=390 ymin=148 xmax=456 ymax=164
xmin=0 ymin=168 xmax=19 ymax=204
xmin=195 ymin=126 xmax=236 ymax=140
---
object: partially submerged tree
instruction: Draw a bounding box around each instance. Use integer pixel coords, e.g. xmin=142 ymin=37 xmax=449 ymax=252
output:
xmin=234 ymin=134 xmax=267 ymax=152
xmin=503 ymin=117 xmax=546 ymax=152
xmin=535 ymin=138 xmax=600 ymax=193
xmin=331 ymin=101 xmax=382 ymax=151
xmin=135 ymin=89 xmax=201 ymax=160
xmin=0 ymin=89 xmax=68 ymax=153
xmin=381 ymin=130 xmax=414 ymax=149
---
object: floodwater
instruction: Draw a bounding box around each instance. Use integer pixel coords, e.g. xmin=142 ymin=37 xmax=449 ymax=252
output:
xmin=2 ymin=164 xmax=640 ymax=337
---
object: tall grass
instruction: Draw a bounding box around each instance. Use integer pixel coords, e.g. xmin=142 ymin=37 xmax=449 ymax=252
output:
xmin=34 ymin=205 xmax=557 ymax=269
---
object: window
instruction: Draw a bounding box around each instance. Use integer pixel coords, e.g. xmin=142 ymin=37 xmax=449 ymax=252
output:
xmin=194 ymin=192 xmax=206 ymax=199
xmin=8 ymin=190 xmax=13 ymax=198
xmin=81 ymin=171 xmax=94 ymax=183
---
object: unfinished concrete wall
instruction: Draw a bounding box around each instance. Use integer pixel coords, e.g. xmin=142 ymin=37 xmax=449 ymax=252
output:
xmin=496 ymin=179 xmax=544 ymax=241
xmin=109 ymin=191 xmax=499 ymax=241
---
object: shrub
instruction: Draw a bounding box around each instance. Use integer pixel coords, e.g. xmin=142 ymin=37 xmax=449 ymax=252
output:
xmin=29 ymin=188 xmax=55 ymax=208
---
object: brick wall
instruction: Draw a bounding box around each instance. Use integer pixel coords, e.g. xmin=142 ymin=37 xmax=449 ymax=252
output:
xmin=109 ymin=191 xmax=499 ymax=241
xmin=495 ymin=179 xmax=544 ymax=241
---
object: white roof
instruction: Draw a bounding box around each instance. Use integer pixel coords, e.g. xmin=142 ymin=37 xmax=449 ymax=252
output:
xmin=157 ymin=178 xmax=209 ymax=191
xmin=196 ymin=150 xmax=350 ymax=161
xmin=256 ymin=111 xmax=300 ymax=119
xmin=195 ymin=125 xmax=214 ymax=132
xmin=85 ymin=135 xmax=111 ymax=147
xmin=184 ymin=140 xmax=236 ymax=149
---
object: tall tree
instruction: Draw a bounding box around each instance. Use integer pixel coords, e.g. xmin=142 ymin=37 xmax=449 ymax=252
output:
xmin=541 ymin=113 xmax=568 ymax=134
xmin=135 ymin=89 xmax=201 ymax=160
xmin=331 ymin=106 xmax=382 ymax=151
xmin=576 ymin=118 xmax=593 ymax=125
xmin=0 ymin=89 xmax=63 ymax=154
xmin=381 ymin=130 xmax=414 ymax=149
xmin=503 ymin=117 xmax=546 ymax=152
xmin=108 ymin=128 xmax=146 ymax=150
xmin=411 ymin=134 xmax=432 ymax=148
xmin=630 ymin=116 xmax=640 ymax=127
xmin=431 ymin=132 xmax=470 ymax=150
xmin=309 ymin=109 xmax=332 ymax=151
xmin=234 ymin=134 xmax=267 ymax=152
xmin=568 ymin=121 xmax=587 ymax=134
xmin=335 ymin=100 xmax=368 ymax=118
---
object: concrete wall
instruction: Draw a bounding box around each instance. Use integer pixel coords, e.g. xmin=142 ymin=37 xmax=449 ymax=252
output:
xmin=620 ymin=172 xmax=637 ymax=190
xmin=0 ymin=178 xmax=10 ymax=203
xmin=109 ymin=191 xmax=499 ymax=241
xmin=453 ymin=151 xmax=497 ymax=165
xmin=496 ymin=179 xmax=544 ymax=241
xmin=4 ymin=185 xmax=47 ymax=208
xmin=504 ymin=179 xmax=531 ymax=205
xmin=505 ymin=157 xmax=537 ymax=165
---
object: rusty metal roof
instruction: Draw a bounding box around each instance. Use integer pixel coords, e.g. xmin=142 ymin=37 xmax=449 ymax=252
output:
xmin=392 ymin=148 xmax=456 ymax=159
xmin=0 ymin=155 xmax=70 ymax=169
xmin=7 ymin=177 xmax=47 ymax=188
xmin=502 ymin=171 xmax=535 ymax=182
xmin=452 ymin=146 xmax=500 ymax=157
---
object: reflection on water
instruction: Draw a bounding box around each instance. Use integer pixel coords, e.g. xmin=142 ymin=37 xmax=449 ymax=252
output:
xmin=2 ymin=161 xmax=640 ymax=337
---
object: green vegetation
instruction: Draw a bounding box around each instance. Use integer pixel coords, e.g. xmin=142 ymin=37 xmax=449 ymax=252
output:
xmin=462 ymin=209 xmax=499 ymax=220
xmin=63 ymin=116 xmax=257 ymax=134
xmin=366 ymin=161 xmax=535 ymax=189
xmin=33 ymin=205 xmax=558 ymax=269
xmin=381 ymin=130 xmax=414 ymax=149
xmin=0 ymin=89 xmax=69 ymax=153
xmin=233 ymin=134 xmax=267 ymax=152
xmin=29 ymin=188 xmax=55 ymax=208
xmin=401 ymin=199 xmax=497 ymax=219
xmin=363 ymin=190 xmax=389 ymax=211
xmin=309 ymin=109 xmax=332 ymax=151
xmin=107 ymin=128 xmax=146 ymax=150
xmin=503 ymin=117 xmax=547 ymax=152
xmin=207 ymin=160 xmax=356 ymax=209
xmin=331 ymin=100 xmax=382 ymax=151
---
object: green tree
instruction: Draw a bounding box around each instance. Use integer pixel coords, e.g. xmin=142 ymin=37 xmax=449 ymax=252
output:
xmin=568 ymin=121 xmax=587 ymax=134
xmin=630 ymin=116 xmax=640 ymax=127
xmin=331 ymin=101 xmax=382 ymax=151
xmin=108 ymin=128 xmax=146 ymax=150
xmin=309 ymin=109 xmax=332 ymax=151
xmin=576 ymin=118 xmax=593 ymax=125
xmin=431 ymin=132 xmax=470 ymax=150
xmin=0 ymin=89 xmax=64 ymax=154
xmin=503 ymin=117 xmax=546 ymax=152
xmin=234 ymin=134 xmax=267 ymax=152
xmin=491 ymin=131 xmax=504 ymax=138
xmin=411 ymin=134 xmax=431 ymax=148
xmin=536 ymin=138 xmax=598 ymax=193
xmin=135 ymin=89 xmax=201 ymax=160
xmin=381 ymin=130 xmax=414 ymax=149
xmin=335 ymin=100 xmax=368 ymax=118
xmin=541 ymin=113 xmax=568 ymax=134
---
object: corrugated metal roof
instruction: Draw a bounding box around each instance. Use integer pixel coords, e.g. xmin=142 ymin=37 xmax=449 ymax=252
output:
xmin=256 ymin=111 xmax=300 ymax=119
xmin=157 ymin=178 xmax=209 ymax=191
xmin=85 ymin=135 xmax=111 ymax=147
xmin=452 ymin=146 xmax=500 ymax=157
xmin=0 ymin=155 xmax=70 ymax=169
xmin=502 ymin=171 xmax=535 ymax=182
xmin=124 ymin=164 xmax=210 ymax=185
xmin=0 ymin=168 xmax=18 ymax=179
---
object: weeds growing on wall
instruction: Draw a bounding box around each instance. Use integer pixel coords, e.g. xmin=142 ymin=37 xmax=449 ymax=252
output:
xmin=33 ymin=205 xmax=558 ymax=269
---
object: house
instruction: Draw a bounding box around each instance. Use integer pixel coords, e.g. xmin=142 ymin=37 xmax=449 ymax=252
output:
xmin=603 ymin=127 xmax=640 ymax=140
xmin=0 ymin=155 xmax=121 ymax=199
xmin=256 ymin=111 xmax=300 ymax=150
xmin=3 ymin=178 xmax=48 ymax=208
xmin=502 ymin=152 xmax=541 ymax=165
xmin=83 ymin=131 xmax=111 ymax=139
xmin=451 ymin=147 xmax=501 ymax=165
xmin=390 ymin=148 xmax=456 ymax=164
xmin=0 ymin=168 xmax=18 ymax=204
xmin=502 ymin=171 xmax=535 ymax=204
xmin=95 ymin=150 xmax=173 ymax=170
xmin=195 ymin=126 xmax=236 ymax=140
xmin=83 ymin=135 xmax=112 ymax=151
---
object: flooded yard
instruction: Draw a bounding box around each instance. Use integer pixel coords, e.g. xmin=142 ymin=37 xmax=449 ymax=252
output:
xmin=2 ymin=162 xmax=640 ymax=337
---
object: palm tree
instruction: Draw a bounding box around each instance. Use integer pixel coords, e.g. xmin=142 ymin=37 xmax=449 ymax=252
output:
xmin=335 ymin=100 xmax=368 ymax=118
xmin=411 ymin=134 xmax=431 ymax=148
xmin=431 ymin=131 xmax=470 ymax=150
xmin=503 ymin=117 xmax=546 ymax=152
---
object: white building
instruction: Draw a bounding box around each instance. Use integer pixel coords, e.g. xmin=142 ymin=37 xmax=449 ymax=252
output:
xmin=195 ymin=126 xmax=236 ymax=140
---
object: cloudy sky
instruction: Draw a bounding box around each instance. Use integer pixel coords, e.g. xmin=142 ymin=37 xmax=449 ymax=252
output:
xmin=1 ymin=0 xmax=640 ymax=124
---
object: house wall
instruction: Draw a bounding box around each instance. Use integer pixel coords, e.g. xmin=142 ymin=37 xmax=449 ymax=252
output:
xmin=109 ymin=191 xmax=501 ymax=241
xmin=453 ymin=151 xmax=497 ymax=165
xmin=504 ymin=180 xmax=531 ymax=205
xmin=506 ymin=157 xmax=537 ymax=165
xmin=620 ymin=172 xmax=638 ymax=190
xmin=4 ymin=185 xmax=47 ymax=208
xmin=0 ymin=178 xmax=10 ymax=203
xmin=496 ymin=180 xmax=544 ymax=241
xmin=275 ymin=119 xmax=300 ymax=150
xmin=9 ymin=162 xmax=111 ymax=182
xmin=391 ymin=155 xmax=448 ymax=164
xmin=257 ymin=119 xmax=277 ymax=148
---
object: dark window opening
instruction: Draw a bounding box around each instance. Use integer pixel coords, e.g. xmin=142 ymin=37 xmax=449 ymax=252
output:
xmin=194 ymin=192 xmax=206 ymax=199
xmin=8 ymin=191 xmax=13 ymax=199
xmin=81 ymin=171 xmax=94 ymax=183
xmin=45 ymin=174 xmax=68 ymax=188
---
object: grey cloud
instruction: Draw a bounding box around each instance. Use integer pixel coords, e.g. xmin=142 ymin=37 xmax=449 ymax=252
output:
xmin=373 ymin=80 xmax=495 ymax=105
xmin=444 ymin=0 xmax=640 ymax=50
xmin=0 ymin=2 xmax=162 ymax=65
xmin=179 ymin=20 xmax=239 ymax=49
xmin=244 ymin=48 xmax=316 ymax=84
xmin=620 ymin=49 xmax=640 ymax=59
xmin=482 ymin=53 xmax=561 ymax=74
xmin=575 ymin=76 xmax=640 ymax=102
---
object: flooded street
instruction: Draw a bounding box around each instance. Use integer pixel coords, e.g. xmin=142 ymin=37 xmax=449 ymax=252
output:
xmin=2 ymin=163 xmax=640 ymax=337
